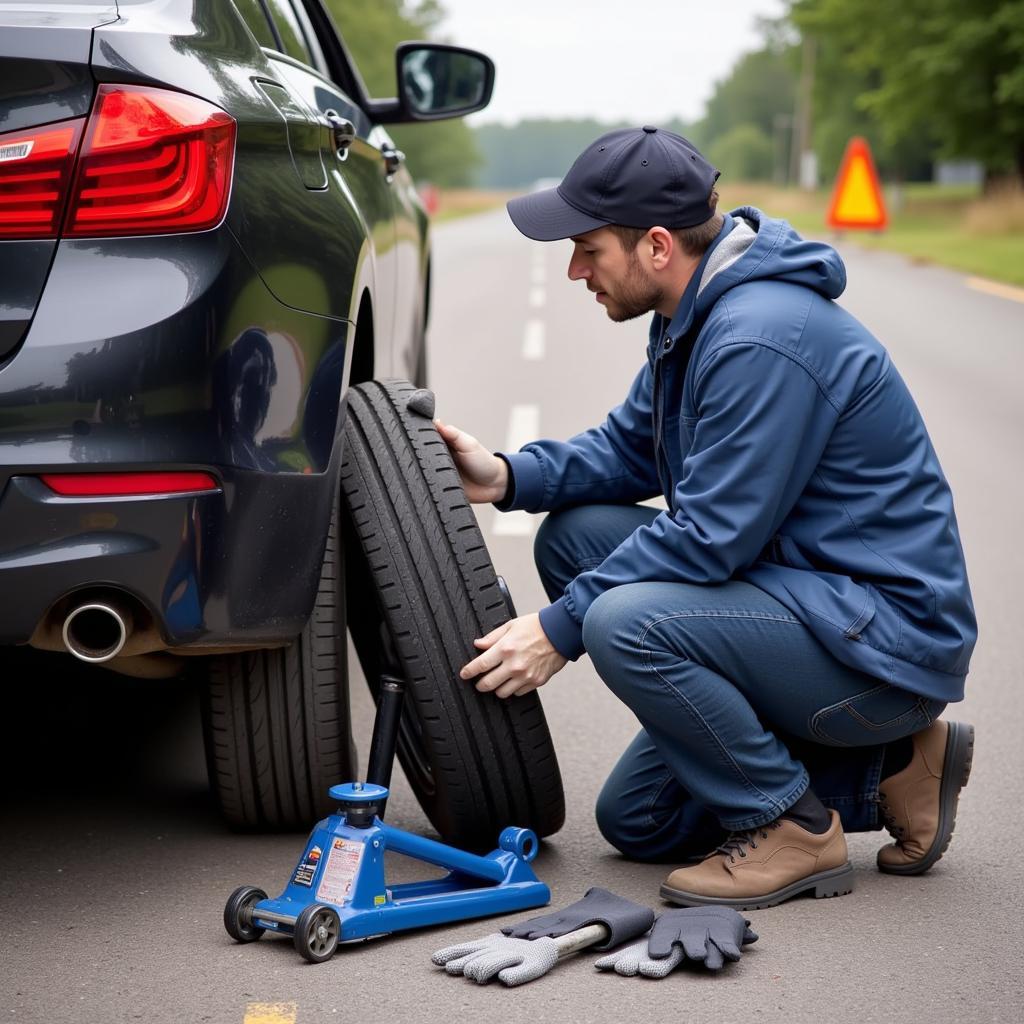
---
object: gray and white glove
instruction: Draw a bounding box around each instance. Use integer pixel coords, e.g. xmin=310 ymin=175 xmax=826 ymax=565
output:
xmin=595 ymin=937 xmax=686 ymax=978
xmin=431 ymin=931 xmax=559 ymax=986
xmin=432 ymin=932 xmax=516 ymax=975
xmin=595 ymin=907 xmax=758 ymax=978
xmin=502 ymin=886 xmax=654 ymax=950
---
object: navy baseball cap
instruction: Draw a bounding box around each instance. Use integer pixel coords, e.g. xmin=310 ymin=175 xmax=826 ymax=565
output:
xmin=507 ymin=125 xmax=720 ymax=241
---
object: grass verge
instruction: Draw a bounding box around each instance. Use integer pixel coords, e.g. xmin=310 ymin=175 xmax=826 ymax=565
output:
xmin=720 ymin=182 xmax=1024 ymax=288
xmin=432 ymin=189 xmax=516 ymax=223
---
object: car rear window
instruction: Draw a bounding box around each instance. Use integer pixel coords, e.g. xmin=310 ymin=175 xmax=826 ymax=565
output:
xmin=232 ymin=0 xmax=277 ymax=49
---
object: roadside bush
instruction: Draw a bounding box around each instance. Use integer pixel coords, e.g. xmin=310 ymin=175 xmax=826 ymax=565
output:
xmin=707 ymin=124 xmax=776 ymax=182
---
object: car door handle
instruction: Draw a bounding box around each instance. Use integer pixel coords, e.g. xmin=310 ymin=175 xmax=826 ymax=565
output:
xmin=382 ymin=145 xmax=405 ymax=179
xmin=324 ymin=110 xmax=355 ymax=159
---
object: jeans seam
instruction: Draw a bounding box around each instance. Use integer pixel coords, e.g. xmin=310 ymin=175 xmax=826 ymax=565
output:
xmin=642 ymin=771 xmax=677 ymax=830
xmin=810 ymin=683 xmax=930 ymax=745
xmin=641 ymin=609 xmax=803 ymax=626
xmin=636 ymin=614 xmax=797 ymax=821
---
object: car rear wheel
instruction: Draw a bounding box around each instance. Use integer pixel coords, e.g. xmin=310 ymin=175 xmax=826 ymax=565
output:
xmin=199 ymin=499 xmax=353 ymax=830
xmin=340 ymin=378 xmax=565 ymax=850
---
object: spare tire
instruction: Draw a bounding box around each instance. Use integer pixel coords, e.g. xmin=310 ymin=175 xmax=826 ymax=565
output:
xmin=341 ymin=378 xmax=565 ymax=850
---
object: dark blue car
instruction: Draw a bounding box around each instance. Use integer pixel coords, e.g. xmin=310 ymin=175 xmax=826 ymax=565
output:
xmin=0 ymin=0 xmax=563 ymax=849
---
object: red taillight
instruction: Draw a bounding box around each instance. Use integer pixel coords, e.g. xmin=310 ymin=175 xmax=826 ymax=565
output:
xmin=65 ymin=84 xmax=235 ymax=237
xmin=40 ymin=472 xmax=220 ymax=497
xmin=0 ymin=119 xmax=85 ymax=239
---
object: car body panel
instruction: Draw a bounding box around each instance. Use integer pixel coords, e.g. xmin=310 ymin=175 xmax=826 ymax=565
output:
xmin=0 ymin=230 xmax=350 ymax=475
xmin=0 ymin=0 xmax=454 ymax=658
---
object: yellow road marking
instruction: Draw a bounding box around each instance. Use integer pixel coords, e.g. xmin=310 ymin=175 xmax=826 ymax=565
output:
xmin=966 ymin=276 xmax=1024 ymax=304
xmin=244 ymin=1003 xmax=297 ymax=1024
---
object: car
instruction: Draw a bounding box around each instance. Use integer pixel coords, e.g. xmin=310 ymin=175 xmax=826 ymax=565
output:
xmin=0 ymin=0 xmax=564 ymax=850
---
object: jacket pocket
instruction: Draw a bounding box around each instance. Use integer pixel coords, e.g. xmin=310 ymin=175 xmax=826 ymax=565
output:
xmin=810 ymin=683 xmax=945 ymax=747
xmin=773 ymin=536 xmax=877 ymax=640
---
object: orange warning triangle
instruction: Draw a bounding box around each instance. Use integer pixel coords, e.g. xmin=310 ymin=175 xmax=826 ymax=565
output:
xmin=826 ymin=137 xmax=888 ymax=230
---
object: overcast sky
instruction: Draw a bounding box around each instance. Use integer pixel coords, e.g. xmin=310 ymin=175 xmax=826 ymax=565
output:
xmin=436 ymin=0 xmax=788 ymax=127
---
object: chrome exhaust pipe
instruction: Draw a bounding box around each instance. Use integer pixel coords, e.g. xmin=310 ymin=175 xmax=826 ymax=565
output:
xmin=62 ymin=601 xmax=133 ymax=663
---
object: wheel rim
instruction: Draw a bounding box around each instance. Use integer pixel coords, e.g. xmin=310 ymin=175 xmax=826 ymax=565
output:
xmin=306 ymin=910 xmax=338 ymax=957
xmin=240 ymin=895 xmax=258 ymax=932
xmin=227 ymin=886 xmax=267 ymax=941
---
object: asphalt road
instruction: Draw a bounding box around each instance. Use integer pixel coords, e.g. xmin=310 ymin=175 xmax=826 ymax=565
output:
xmin=2 ymin=207 xmax=1023 ymax=1023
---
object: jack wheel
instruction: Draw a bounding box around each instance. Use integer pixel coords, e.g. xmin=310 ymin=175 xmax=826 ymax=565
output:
xmin=294 ymin=903 xmax=340 ymax=963
xmin=224 ymin=885 xmax=268 ymax=943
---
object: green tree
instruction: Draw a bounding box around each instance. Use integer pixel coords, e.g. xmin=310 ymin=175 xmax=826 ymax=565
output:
xmin=471 ymin=117 xmax=697 ymax=189
xmin=792 ymin=0 xmax=1024 ymax=184
xmin=700 ymin=45 xmax=798 ymax=148
xmin=675 ymin=33 xmax=799 ymax=182
xmin=326 ymin=1 xmax=481 ymax=186
xmin=473 ymin=119 xmax=627 ymax=188
xmin=707 ymin=123 xmax=776 ymax=181
xmin=804 ymin=32 xmax=935 ymax=183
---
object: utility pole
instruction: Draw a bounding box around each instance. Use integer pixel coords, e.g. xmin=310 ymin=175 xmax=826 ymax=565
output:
xmin=774 ymin=113 xmax=792 ymax=186
xmin=790 ymin=35 xmax=817 ymax=189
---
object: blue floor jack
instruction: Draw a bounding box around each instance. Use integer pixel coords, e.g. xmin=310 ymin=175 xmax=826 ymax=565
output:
xmin=224 ymin=673 xmax=551 ymax=963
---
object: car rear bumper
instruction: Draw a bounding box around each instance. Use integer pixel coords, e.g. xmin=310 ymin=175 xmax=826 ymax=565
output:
xmin=0 ymin=227 xmax=351 ymax=654
xmin=0 ymin=467 xmax=336 ymax=648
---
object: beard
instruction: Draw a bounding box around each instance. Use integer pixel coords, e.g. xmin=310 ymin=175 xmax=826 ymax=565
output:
xmin=601 ymin=251 xmax=663 ymax=322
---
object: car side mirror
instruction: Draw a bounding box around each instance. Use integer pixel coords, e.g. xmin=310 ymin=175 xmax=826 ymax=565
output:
xmin=366 ymin=42 xmax=494 ymax=124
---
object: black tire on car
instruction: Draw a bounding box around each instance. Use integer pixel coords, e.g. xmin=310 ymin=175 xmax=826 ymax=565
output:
xmin=200 ymin=500 xmax=354 ymax=830
xmin=340 ymin=378 xmax=565 ymax=851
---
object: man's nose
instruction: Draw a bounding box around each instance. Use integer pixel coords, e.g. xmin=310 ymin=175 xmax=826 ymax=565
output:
xmin=567 ymin=254 xmax=590 ymax=281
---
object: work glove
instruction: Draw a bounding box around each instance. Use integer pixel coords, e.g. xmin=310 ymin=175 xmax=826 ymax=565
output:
xmin=501 ymin=887 xmax=654 ymax=951
xmin=431 ymin=932 xmax=559 ymax=986
xmin=594 ymin=937 xmax=685 ymax=979
xmin=595 ymin=907 xmax=758 ymax=977
xmin=432 ymin=932 xmax=518 ymax=975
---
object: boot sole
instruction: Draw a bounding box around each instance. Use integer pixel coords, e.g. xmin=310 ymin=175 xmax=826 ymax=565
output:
xmin=659 ymin=861 xmax=855 ymax=911
xmin=878 ymin=720 xmax=974 ymax=876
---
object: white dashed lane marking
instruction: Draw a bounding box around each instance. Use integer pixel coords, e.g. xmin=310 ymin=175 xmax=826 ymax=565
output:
xmin=529 ymin=286 xmax=545 ymax=308
xmin=522 ymin=319 xmax=545 ymax=360
xmin=493 ymin=404 xmax=539 ymax=537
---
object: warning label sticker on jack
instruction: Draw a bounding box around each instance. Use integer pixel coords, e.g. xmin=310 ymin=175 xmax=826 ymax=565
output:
xmin=316 ymin=837 xmax=364 ymax=905
xmin=291 ymin=844 xmax=323 ymax=887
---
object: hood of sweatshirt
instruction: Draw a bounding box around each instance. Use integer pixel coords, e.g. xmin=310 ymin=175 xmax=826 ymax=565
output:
xmin=655 ymin=206 xmax=848 ymax=341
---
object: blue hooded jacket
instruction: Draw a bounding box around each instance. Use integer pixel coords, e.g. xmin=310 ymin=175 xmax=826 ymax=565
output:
xmin=498 ymin=208 xmax=977 ymax=702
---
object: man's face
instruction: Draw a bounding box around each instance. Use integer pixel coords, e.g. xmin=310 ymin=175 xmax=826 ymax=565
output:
xmin=567 ymin=226 xmax=663 ymax=322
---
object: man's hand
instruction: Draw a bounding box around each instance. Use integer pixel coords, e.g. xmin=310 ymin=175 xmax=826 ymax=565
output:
xmin=434 ymin=418 xmax=509 ymax=504
xmin=460 ymin=613 xmax=567 ymax=699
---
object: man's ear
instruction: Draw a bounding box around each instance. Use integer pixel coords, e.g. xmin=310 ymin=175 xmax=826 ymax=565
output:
xmin=646 ymin=226 xmax=674 ymax=269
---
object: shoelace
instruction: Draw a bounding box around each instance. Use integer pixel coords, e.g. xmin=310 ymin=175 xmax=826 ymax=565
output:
xmin=714 ymin=820 xmax=783 ymax=862
xmin=877 ymin=790 xmax=906 ymax=840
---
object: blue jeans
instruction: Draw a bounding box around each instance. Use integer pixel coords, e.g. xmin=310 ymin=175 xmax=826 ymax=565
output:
xmin=535 ymin=504 xmax=946 ymax=863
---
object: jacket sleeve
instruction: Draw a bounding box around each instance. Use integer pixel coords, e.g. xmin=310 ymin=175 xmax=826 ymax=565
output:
xmin=538 ymin=340 xmax=840 ymax=660
xmin=494 ymin=361 xmax=661 ymax=514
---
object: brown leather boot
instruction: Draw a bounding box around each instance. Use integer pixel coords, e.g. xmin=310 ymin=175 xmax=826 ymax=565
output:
xmin=877 ymin=719 xmax=974 ymax=875
xmin=659 ymin=809 xmax=853 ymax=910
